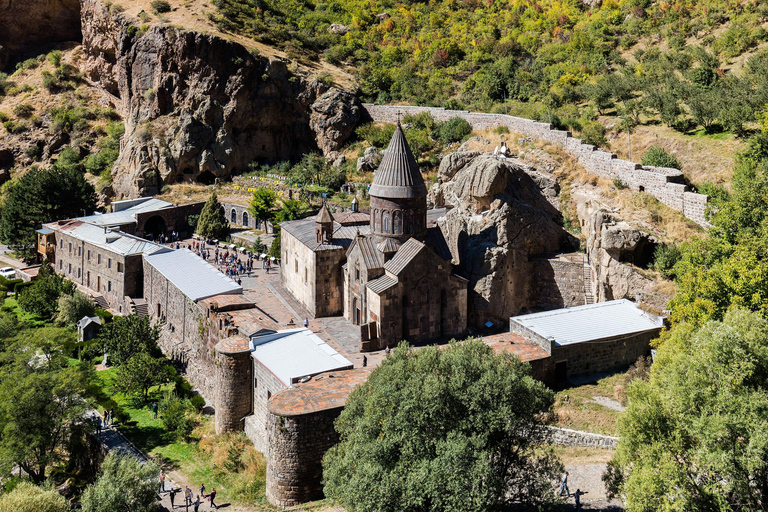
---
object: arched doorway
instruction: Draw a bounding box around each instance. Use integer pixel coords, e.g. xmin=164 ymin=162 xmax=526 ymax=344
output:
xmin=143 ymin=215 xmax=167 ymax=238
xmin=242 ymin=211 xmax=249 ymax=227
xmin=231 ymin=209 xmax=237 ymax=223
xmin=196 ymin=170 xmax=216 ymax=185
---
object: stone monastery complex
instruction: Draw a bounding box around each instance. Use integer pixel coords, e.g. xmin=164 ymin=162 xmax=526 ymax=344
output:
xmin=35 ymin=125 xmax=664 ymax=507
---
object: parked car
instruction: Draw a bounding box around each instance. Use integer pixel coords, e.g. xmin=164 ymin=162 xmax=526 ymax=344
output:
xmin=0 ymin=267 xmax=16 ymax=279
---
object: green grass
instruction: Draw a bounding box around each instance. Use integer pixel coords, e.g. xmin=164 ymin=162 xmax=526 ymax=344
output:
xmin=90 ymin=368 xmax=266 ymax=507
xmin=1 ymin=296 xmax=47 ymax=327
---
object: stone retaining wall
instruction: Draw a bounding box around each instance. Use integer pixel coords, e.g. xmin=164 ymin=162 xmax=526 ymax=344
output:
xmin=546 ymin=426 xmax=619 ymax=450
xmin=363 ymin=104 xmax=710 ymax=228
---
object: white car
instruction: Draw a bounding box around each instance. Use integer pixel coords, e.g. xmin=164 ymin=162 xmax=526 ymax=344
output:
xmin=0 ymin=267 xmax=16 ymax=279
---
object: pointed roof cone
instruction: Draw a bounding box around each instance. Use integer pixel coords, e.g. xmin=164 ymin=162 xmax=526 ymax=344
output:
xmin=369 ymin=123 xmax=427 ymax=199
xmin=315 ymin=203 xmax=334 ymax=224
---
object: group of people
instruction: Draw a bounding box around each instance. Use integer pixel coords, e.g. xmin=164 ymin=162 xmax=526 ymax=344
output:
xmin=148 ymin=231 xmax=181 ymax=245
xmin=559 ymin=471 xmax=587 ymax=511
xmin=161 ymin=472 xmax=218 ymax=510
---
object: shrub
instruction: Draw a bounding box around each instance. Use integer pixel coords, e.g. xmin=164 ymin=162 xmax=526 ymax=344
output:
xmin=642 ymin=145 xmax=681 ymax=169
xmin=652 ymin=243 xmax=681 ymax=278
xmin=151 ymin=0 xmax=171 ymax=13
xmin=438 ymin=116 xmax=472 ymax=144
xmin=356 ymin=123 xmax=395 ymax=148
xmin=190 ymin=394 xmax=206 ymax=411
xmin=580 ymin=121 xmax=608 ymax=148
xmin=47 ymin=50 xmax=62 ymax=67
xmin=12 ymin=104 xmax=34 ymax=119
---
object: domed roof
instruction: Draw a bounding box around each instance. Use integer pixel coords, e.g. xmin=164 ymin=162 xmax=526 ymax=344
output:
xmin=369 ymin=124 xmax=427 ymax=199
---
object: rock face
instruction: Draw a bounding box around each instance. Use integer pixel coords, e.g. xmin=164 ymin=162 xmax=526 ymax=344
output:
xmin=576 ymin=194 xmax=658 ymax=304
xmin=430 ymin=153 xmax=574 ymax=326
xmin=0 ymin=0 xmax=81 ymax=69
xmin=80 ymin=0 xmax=362 ymax=198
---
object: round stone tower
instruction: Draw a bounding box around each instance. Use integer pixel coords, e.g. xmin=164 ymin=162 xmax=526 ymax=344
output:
xmin=214 ymin=337 xmax=253 ymax=434
xmin=369 ymin=123 xmax=427 ymax=247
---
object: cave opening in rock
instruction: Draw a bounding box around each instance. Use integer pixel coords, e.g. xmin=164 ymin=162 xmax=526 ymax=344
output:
xmin=143 ymin=215 xmax=167 ymax=238
xmin=619 ymin=238 xmax=658 ymax=270
xmin=196 ymin=171 xmax=216 ymax=185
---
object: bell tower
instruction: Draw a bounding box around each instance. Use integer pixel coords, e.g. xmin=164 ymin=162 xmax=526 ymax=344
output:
xmin=315 ymin=203 xmax=334 ymax=244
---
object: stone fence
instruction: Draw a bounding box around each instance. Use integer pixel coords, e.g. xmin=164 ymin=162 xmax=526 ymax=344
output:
xmin=362 ymin=104 xmax=711 ymax=228
xmin=546 ymin=426 xmax=619 ymax=450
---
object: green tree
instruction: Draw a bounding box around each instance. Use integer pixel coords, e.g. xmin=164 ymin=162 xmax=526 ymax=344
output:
xmin=0 ymin=364 xmax=92 ymax=483
xmin=95 ymin=314 xmax=159 ymax=366
xmin=323 ymin=340 xmax=561 ymax=512
xmin=81 ymin=452 xmax=160 ymax=512
xmin=274 ymin=199 xmax=309 ymax=223
xmin=249 ymin=188 xmax=279 ymax=232
xmin=114 ymin=353 xmax=168 ymax=401
xmin=17 ymin=262 xmax=74 ymax=318
xmin=0 ymin=166 xmax=96 ymax=260
xmin=0 ymin=481 xmax=69 ymax=512
xmin=641 ymin=145 xmax=681 ymax=169
xmin=609 ymin=310 xmax=768 ymax=511
xmin=195 ymin=191 xmax=229 ymax=240
xmin=56 ymin=290 xmax=96 ymax=327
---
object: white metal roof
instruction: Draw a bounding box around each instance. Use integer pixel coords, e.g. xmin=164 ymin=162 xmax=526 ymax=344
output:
xmin=144 ymin=249 xmax=242 ymax=301
xmin=78 ymin=198 xmax=173 ymax=227
xmin=250 ymin=328 xmax=353 ymax=386
xmin=510 ymin=299 xmax=664 ymax=347
xmin=49 ymin=222 xmax=169 ymax=257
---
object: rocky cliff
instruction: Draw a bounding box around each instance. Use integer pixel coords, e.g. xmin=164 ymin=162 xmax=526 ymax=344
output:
xmin=0 ymin=0 xmax=81 ymax=69
xmin=80 ymin=0 xmax=361 ymax=198
xmin=430 ymin=153 xmax=575 ymax=326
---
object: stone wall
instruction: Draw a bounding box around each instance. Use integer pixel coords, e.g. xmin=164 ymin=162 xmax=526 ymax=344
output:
xmin=265 ymin=408 xmax=342 ymax=507
xmin=143 ymin=259 xmax=215 ymax=400
xmin=551 ymin=330 xmax=657 ymax=379
xmin=249 ymin=359 xmax=288 ymax=453
xmin=221 ymin=202 xmax=259 ymax=230
xmin=532 ymin=256 xmax=587 ymax=310
xmin=363 ymin=104 xmax=710 ymax=228
xmin=214 ymin=348 xmax=253 ymax=434
xmin=546 ymin=426 xmax=618 ymax=449
xmin=135 ymin=201 xmax=205 ymax=238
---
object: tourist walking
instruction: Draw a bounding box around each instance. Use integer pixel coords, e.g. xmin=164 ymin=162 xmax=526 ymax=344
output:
xmin=169 ymin=487 xmax=178 ymax=508
xmin=152 ymin=402 xmax=158 ymax=419
xmin=199 ymin=483 xmax=205 ymax=497
xmin=159 ymin=469 xmax=166 ymax=492
xmin=362 ymin=355 xmax=367 ymax=367
xmin=304 ymin=318 xmax=309 ymax=328
xmin=193 ymin=494 xmax=201 ymax=512
xmin=208 ymin=488 xmax=217 ymax=509
xmin=573 ymin=489 xmax=587 ymax=511
xmin=559 ymin=471 xmax=570 ymax=497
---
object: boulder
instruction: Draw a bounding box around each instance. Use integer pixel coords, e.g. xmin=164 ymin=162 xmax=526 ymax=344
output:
xmin=310 ymin=88 xmax=362 ymax=155
xmin=438 ymin=151 xmax=479 ymax=180
xmin=328 ymin=23 xmax=349 ymax=35
xmin=356 ymin=146 xmax=380 ymax=173
xmin=434 ymin=153 xmax=572 ymax=326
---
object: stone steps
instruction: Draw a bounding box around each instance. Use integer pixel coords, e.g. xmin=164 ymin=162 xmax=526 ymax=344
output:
xmin=93 ymin=294 xmax=109 ymax=310
xmin=583 ymin=264 xmax=595 ymax=305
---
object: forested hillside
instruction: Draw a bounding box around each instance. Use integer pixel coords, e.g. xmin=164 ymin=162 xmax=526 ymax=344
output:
xmin=213 ymin=0 xmax=768 ymax=152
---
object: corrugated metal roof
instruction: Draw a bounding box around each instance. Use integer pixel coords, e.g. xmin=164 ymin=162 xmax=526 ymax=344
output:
xmin=384 ymin=237 xmax=425 ymax=275
xmin=510 ymin=299 xmax=664 ymax=347
xmin=367 ymin=275 xmax=397 ymax=294
xmin=144 ymin=249 xmax=242 ymax=301
xmin=369 ymin=124 xmax=428 ymax=199
xmin=51 ymin=221 xmax=169 ymax=256
xmin=78 ymin=198 xmax=173 ymax=227
xmin=251 ymin=328 xmax=353 ymax=386
xmin=282 ymin=218 xmax=371 ymax=251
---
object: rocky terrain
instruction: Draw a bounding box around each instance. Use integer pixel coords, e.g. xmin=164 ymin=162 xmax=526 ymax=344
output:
xmin=430 ymin=152 xmax=576 ymax=326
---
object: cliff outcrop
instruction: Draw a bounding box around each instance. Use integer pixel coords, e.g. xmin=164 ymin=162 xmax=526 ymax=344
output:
xmin=430 ymin=153 xmax=574 ymax=326
xmin=0 ymin=0 xmax=81 ymax=69
xmin=80 ymin=0 xmax=361 ymax=198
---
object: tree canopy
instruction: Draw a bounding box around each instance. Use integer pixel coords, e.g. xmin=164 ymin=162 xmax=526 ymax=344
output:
xmin=249 ymin=188 xmax=279 ymax=231
xmin=0 ymin=481 xmax=69 ymax=512
xmin=195 ymin=191 xmax=229 ymax=240
xmin=18 ymin=262 xmax=75 ymax=319
xmin=95 ymin=314 xmax=159 ymax=366
xmin=322 ymin=340 xmax=561 ymax=512
xmin=608 ymin=309 xmax=768 ymax=511
xmin=80 ymin=452 xmax=160 ymax=512
xmin=0 ymin=166 xmax=96 ymax=260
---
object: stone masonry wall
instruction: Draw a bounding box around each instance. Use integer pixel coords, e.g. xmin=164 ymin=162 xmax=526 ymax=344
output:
xmin=265 ymin=408 xmax=342 ymax=507
xmin=248 ymin=359 xmax=288 ymax=453
xmin=546 ymin=426 xmax=618 ymax=449
xmin=532 ymin=257 xmax=586 ymax=310
xmin=363 ymin=105 xmax=710 ymax=228
xmin=221 ymin=202 xmax=259 ymax=230
xmin=214 ymin=349 xmax=253 ymax=434
xmin=552 ymin=330 xmax=658 ymax=379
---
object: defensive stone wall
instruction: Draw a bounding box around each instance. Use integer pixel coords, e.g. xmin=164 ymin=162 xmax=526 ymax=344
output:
xmin=363 ymin=104 xmax=710 ymax=228
xmin=545 ymin=426 xmax=619 ymax=449
xmin=532 ymin=256 xmax=587 ymax=310
xmin=214 ymin=341 xmax=253 ymax=435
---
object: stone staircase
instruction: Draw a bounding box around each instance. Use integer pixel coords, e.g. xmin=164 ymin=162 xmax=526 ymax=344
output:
xmin=133 ymin=298 xmax=149 ymax=317
xmin=93 ymin=294 xmax=109 ymax=310
xmin=583 ymin=262 xmax=595 ymax=305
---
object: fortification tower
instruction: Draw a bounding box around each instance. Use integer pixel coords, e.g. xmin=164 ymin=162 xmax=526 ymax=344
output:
xmin=368 ymin=123 xmax=427 ymax=247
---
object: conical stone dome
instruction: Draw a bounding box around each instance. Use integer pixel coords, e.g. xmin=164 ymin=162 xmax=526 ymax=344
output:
xmin=369 ymin=124 xmax=427 ymax=199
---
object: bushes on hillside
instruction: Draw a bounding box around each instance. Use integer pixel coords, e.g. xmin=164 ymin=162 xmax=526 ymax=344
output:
xmin=642 ymin=145 xmax=681 ymax=169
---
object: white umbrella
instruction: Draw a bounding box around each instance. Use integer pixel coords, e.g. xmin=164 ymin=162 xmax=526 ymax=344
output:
xmin=238 ymin=247 xmax=246 ymax=252
xmin=229 ymin=244 xmax=236 ymax=249
xmin=270 ymin=257 xmax=276 ymax=261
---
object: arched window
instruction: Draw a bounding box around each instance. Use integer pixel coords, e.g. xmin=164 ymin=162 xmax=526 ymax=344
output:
xmin=394 ymin=210 xmax=402 ymax=234
xmin=383 ymin=211 xmax=390 ymax=233
xmin=242 ymin=212 xmax=249 ymax=226
xmin=231 ymin=209 xmax=237 ymax=223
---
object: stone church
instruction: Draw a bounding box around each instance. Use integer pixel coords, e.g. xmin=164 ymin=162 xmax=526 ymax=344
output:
xmin=282 ymin=124 xmax=467 ymax=349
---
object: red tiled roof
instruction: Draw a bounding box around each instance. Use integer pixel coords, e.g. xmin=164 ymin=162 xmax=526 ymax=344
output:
xmin=268 ymin=368 xmax=373 ymax=417
xmin=215 ymin=336 xmax=250 ymax=354
xmin=482 ymin=332 xmax=550 ymax=361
